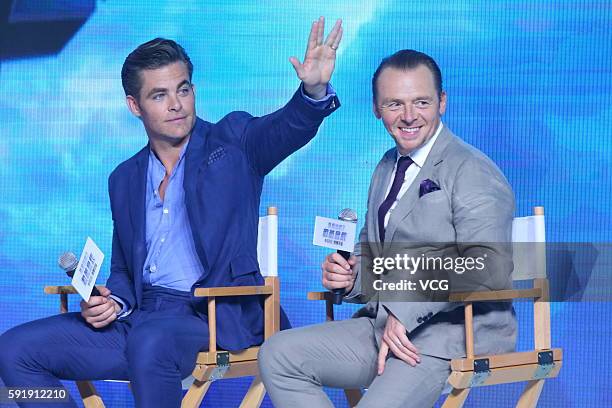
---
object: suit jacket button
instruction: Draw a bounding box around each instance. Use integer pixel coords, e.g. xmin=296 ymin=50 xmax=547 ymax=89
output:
xmin=417 ymin=317 xmax=423 ymax=324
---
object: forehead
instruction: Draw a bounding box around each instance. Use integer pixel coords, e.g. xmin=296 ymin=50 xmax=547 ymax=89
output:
xmin=376 ymin=65 xmax=437 ymax=100
xmin=138 ymin=61 xmax=190 ymax=92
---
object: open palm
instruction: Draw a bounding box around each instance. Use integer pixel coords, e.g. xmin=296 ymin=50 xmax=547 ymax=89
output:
xmin=290 ymin=17 xmax=343 ymax=99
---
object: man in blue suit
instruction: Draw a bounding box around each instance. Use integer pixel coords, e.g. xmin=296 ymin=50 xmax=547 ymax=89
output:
xmin=0 ymin=17 xmax=342 ymax=407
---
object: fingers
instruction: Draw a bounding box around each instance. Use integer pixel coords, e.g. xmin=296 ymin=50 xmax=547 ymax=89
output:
xmin=83 ymin=295 xmax=109 ymax=308
xmin=289 ymin=56 xmax=304 ymax=78
xmin=377 ymin=341 xmax=389 ymax=375
xmin=383 ymin=332 xmax=421 ymax=367
xmin=328 ymin=252 xmax=352 ymax=269
xmin=80 ymin=299 xmax=109 ymax=317
xmin=80 ymin=296 xmax=117 ymax=329
xmin=383 ymin=316 xmax=420 ymax=367
xmin=307 ymin=19 xmax=318 ymax=52
xmin=322 ymin=274 xmax=354 ymax=290
xmin=322 ymin=272 xmax=354 ymax=290
xmin=317 ymin=16 xmax=324 ymax=46
xmin=325 ymin=19 xmax=343 ymax=50
xmin=89 ymin=307 xmax=117 ymax=329
xmin=321 ymin=253 xmax=355 ymax=290
xmin=97 ymin=286 xmax=111 ymax=297
xmin=331 ymin=27 xmax=343 ymax=51
xmin=322 ymin=253 xmax=353 ymax=277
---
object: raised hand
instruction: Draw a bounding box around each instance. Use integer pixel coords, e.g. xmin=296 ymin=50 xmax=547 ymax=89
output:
xmin=290 ymin=16 xmax=343 ymax=100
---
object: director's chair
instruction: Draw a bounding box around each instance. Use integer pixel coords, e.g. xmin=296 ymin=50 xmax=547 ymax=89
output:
xmin=44 ymin=206 xmax=281 ymax=408
xmin=308 ymin=206 xmax=562 ymax=407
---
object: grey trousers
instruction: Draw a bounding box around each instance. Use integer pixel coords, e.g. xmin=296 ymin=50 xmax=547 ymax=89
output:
xmin=258 ymin=317 xmax=451 ymax=408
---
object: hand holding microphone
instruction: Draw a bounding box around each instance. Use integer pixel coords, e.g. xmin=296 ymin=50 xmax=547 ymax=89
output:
xmin=79 ymin=286 xmax=120 ymax=329
xmin=321 ymin=252 xmax=357 ymax=301
xmin=58 ymin=251 xmax=118 ymax=328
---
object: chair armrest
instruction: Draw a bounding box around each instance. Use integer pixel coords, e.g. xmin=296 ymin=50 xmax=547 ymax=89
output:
xmin=450 ymin=348 xmax=563 ymax=372
xmin=448 ymin=288 xmax=542 ymax=302
xmin=307 ymin=291 xmax=336 ymax=321
xmin=44 ymin=285 xmax=106 ymax=314
xmin=193 ymin=285 xmax=273 ymax=298
xmin=44 ymin=286 xmax=107 ymax=295
xmin=44 ymin=285 xmax=78 ymax=295
xmin=307 ymin=291 xmax=333 ymax=301
xmin=203 ymin=277 xmax=280 ymax=355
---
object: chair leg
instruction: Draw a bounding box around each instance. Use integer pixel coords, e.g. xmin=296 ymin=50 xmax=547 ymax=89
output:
xmin=516 ymin=380 xmax=545 ymax=408
xmin=76 ymin=381 xmax=105 ymax=408
xmin=441 ymin=388 xmax=470 ymax=408
xmin=239 ymin=375 xmax=266 ymax=408
xmin=344 ymin=389 xmax=362 ymax=407
xmin=181 ymin=379 xmax=212 ymax=408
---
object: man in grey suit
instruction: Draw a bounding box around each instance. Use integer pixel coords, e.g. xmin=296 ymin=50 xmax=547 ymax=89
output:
xmin=259 ymin=50 xmax=517 ymax=407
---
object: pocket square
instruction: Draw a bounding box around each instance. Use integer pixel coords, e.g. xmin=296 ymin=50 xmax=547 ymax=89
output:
xmin=207 ymin=147 xmax=226 ymax=165
xmin=419 ymin=179 xmax=441 ymax=197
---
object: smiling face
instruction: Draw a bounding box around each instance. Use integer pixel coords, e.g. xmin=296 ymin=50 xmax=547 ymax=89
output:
xmin=126 ymin=61 xmax=196 ymax=147
xmin=373 ymin=65 xmax=446 ymax=155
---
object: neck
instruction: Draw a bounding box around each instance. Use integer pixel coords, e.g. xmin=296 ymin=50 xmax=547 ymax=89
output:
xmin=149 ymin=135 xmax=189 ymax=175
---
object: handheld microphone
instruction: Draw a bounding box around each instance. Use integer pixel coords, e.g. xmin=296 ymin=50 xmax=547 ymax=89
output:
xmin=332 ymin=208 xmax=357 ymax=305
xmin=58 ymin=252 xmax=101 ymax=297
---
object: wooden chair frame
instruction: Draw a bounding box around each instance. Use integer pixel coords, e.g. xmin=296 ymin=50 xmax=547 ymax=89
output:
xmin=307 ymin=206 xmax=562 ymax=408
xmin=44 ymin=207 xmax=281 ymax=408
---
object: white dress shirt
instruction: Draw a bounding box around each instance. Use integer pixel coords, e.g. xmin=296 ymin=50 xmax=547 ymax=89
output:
xmin=382 ymin=122 xmax=444 ymax=229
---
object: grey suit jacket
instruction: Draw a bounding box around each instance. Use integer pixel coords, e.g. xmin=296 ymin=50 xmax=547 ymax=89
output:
xmin=346 ymin=126 xmax=517 ymax=359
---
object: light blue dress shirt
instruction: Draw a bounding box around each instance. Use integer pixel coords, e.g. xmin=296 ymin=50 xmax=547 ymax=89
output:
xmin=143 ymin=142 xmax=204 ymax=291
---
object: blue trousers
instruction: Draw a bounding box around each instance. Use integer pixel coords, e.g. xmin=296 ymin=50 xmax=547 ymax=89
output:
xmin=0 ymin=286 xmax=209 ymax=407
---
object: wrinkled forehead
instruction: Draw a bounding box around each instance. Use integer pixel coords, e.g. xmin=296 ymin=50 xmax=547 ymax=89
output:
xmin=376 ymin=66 xmax=439 ymax=100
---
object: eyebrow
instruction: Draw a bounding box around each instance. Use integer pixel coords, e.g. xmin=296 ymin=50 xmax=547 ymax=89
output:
xmin=146 ymin=88 xmax=168 ymax=98
xmin=145 ymin=80 xmax=192 ymax=98
xmin=414 ymin=96 xmax=434 ymax=101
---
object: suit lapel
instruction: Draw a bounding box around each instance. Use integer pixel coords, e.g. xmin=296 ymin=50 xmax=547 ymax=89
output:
xmin=183 ymin=118 xmax=211 ymax=274
xmin=369 ymin=150 xmax=396 ymax=255
xmin=184 ymin=118 xmax=207 ymax=188
xmin=382 ymin=127 xmax=453 ymax=252
xmin=128 ymin=146 xmax=148 ymax=306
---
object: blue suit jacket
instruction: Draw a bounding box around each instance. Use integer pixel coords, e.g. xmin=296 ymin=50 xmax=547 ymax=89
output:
xmin=106 ymin=89 xmax=339 ymax=350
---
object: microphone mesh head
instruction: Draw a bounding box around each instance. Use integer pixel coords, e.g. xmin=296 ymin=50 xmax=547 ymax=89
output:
xmin=58 ymin=252 xmax=78 ymax=272
xmin=338 ymin=208 xmax=357 ymax=223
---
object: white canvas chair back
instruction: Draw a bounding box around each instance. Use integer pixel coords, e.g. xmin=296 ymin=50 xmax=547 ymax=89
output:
xmin=440 ymin=207 xmax=548 ymax=398
xmin=257 ymin=208 xmax=278 ymax=277
xmin=511 ymin=210 xmax=547 ymax=280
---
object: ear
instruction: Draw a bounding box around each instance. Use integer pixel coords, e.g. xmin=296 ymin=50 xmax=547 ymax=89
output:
xmin=126 ymin=95 xmax=142 ymax=118
xmin=373 ymin=100 xmax=381 ymax=119
xmin=438 ymin=91 xmax=447 ymax=116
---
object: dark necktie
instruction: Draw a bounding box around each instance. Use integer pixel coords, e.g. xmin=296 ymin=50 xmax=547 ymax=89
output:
xmin=378 ymin=156 xmax=413 ymax=242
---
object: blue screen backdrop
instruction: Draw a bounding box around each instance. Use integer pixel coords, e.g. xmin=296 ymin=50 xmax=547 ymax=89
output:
xmin=1 ymin=1 xmax=611 ymax=406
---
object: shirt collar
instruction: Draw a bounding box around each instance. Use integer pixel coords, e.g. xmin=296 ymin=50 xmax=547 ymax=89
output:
xmin=149 ymin=138 xmax=190 ymax=171
xmin=396 ymin=122 xmax=444 ymax=168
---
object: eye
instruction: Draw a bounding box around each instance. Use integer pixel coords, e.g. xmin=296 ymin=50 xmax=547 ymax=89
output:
xmin=382 ymin=101 xmax=402 ymax=111
xmin=152 ymin=93 xmax=164 ymax=101
xmin=415 ymin=100 xmax=431 ymax=108
xmin=178 ymin=86 xmax=191 ymax=96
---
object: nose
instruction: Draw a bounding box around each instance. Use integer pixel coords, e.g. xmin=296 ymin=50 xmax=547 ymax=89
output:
xmin=168 ymin=94 xmax=182 ymax=112
xmin=400 ymin=104 xmax=417 ymax=123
